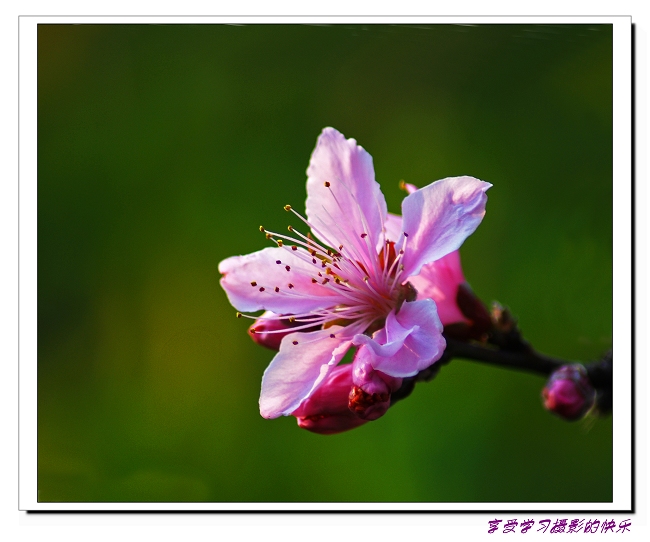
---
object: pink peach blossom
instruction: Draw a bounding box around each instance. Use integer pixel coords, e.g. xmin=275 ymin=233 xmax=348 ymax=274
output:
xmin=219 ymin=128 xmax=490 ymax=419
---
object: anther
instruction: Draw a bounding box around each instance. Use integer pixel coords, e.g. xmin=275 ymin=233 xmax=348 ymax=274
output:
xmin=338 ymin=245 xmax=343 ymax=250
xmin=329 ymin=334 xmax=335 ymax=339
xmin=403 ymin=232 xmax=409 ymax=237
xmin=289 ymin=316 xmax=296 ymax=323
xmin=288 ymin=283 xmax=294 ymax=289
xmin=363 ymin=276 xmax=369 ymax=282
xmin=291 ymin=245 xmax=298 ymax=251
xmin=326 ymin=268 xmax=333 ymax=275
xmin=312 ymin=258 xmax=317 ymax=264
xmin=311 ymin=278 xmax=317 ymax=283
xmin=259 ymin=226 xmax=265 ymax=232
xmin=324 ymin=181 xmax=330 ymax=187
xmin=399 ymin=180 xmax=406 ymax=191
xmin=276 ymin=260 xmax=282 ymax=264
xmin=274 ymin=287 xmax=280 ymax=293
xmin=285 ymin=265 xmax=291 ymax=272
xmin=250 ymin=281 xmax=257 ymax=286
xmin=250 ymin=328 xmax=257 ymax=334
xmin=284 ymin=205 xmax=292 ymax=212
xmin=292 ymin=340 xmax=299 ymax=345
xmin=360 ymin=233 xmax=367 ymax=238
xmin=236 ymin=312 xmax=242 ymax=318
xmin=265 ymin=233 xmax=272 ymax=240
xmin=335 ymin=278 xmax=341 ymax=284
xmin=259 ymin=287 xmax=265 ymax=292
xmin=277 ymin=239 xmax=283 ymax=247
xmin=399 ymin=249 xmax=404 ymax=255
xmin=288 ymin=225 xmax=294 ymax=232
xmin=322 ymin=278 xmax=330 ymax=284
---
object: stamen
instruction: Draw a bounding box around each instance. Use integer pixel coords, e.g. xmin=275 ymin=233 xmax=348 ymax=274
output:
xmin=292 ymin=340 xmax=298 ymax=345
xmin=259 ymin=287 xmax=265 ymax=292
xmin=236 ymin=312 xmax=242 ymax=318
xmin=330 ymin=334 xmax=335 ymax=339
xmin=360 ymin=233 xmax=367 ymax=238
xmin=311 ymin=278 xmax=317 ymax=283
xmin=277 ymin=239 xmax=283 ymax=247
xmin=276 ymin=260 xmax=281 ymax=264
xmin=288 ymin=283 xmax=294 ymax=289
xmin=259 ymin=226 xmax=265 ymax=232
xmin=285 ymin=265 xmax=291 ymax=272
xmin=275 ymin=287 xmax=280 ymax=292
xmin=324 ymin=181 xmax=330 ymax=187
xmin=284 ymin=205 xmax=292 ymax=211
xmin=291 ymin=246 xmax=298 ymax=251
xmin=250 ymin=281 xmax=257 ymax=286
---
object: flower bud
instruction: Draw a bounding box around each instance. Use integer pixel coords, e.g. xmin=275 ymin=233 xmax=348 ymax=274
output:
xmin=349 ymin=356 xmax=402 ymax=421
xmin=542 ymin=364 xmax=595 ymax=421
xmin=248 ymin=311 xmax=319 ymax=351
xmin=292 ymin=365 xmax=368 ymax=434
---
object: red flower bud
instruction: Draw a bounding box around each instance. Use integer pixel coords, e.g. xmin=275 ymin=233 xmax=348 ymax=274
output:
xmin=291 ymin=365 xmax=368 ymax=434
xmin=248 ymin=311 xmax=319 ymax=351
xmin=542 ymin=364 xmax=595 ymax=421
xmin=348 ymin=355 xmax=403 ymax=420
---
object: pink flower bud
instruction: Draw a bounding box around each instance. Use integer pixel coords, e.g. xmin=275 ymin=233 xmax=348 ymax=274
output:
xmin=291 ymin=365 xmax=368 ymax=434
xmin=543 ymin=364 xmax=595 ymax=421
xmin=348 ymin=356 xmax=403 ymax=421
xmin=248 ymin=311 xmax=319 ymax=351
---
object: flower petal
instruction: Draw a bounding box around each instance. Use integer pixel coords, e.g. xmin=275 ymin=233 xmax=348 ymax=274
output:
xmin=408 ymin=250 xmax=469 ymax=326
xmin=383 ymin=212 xmax=403 ymax=244
xmin=259 ymin=326 xmax=353 ymax=418
xmin=306 ymin=127 xmax=387 ymax=260
xmin=219 ymin=247 xmax=340 ymax=314
xmin=400 ymin=176 xmax=491 ymax=278
xmin=352 ymin=299 xmax=445 ymax=377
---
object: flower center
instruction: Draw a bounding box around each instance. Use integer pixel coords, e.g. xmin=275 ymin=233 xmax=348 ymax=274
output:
xmin=241 ymin=181 xmax=411 ymax=340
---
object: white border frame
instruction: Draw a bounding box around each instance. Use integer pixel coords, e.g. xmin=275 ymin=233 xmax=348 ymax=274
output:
xmin=18 ymin=15 xmax=632 ymax=512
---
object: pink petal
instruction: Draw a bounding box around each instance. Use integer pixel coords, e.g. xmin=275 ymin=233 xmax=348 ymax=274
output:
xmin=402 ymin=182 xmax=418 ymax=194
xmin=259 ymin=326 xmax=353 ymax=419
xmin=305 ymin=127 xmax=387 ymax=258
xmin=400 ymin=176 xmax=491 ymax=278
xmin=383 ymin=212 xmax=403 ymax=244
xmin=219 ymin=247 xmax=340 ymax=314
xmin=352 ymin=299 xmax=445 ymax=377
xmin=408 ymin=250 xmax=469 ymax=326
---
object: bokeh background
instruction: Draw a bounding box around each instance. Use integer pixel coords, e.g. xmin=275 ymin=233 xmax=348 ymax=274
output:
xmin=38 ymin=24 xmax=613 ymax=503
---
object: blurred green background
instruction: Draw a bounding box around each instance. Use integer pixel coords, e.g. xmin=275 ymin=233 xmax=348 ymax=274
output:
xmin=38 ymin=24 xmax=613 ymax=503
